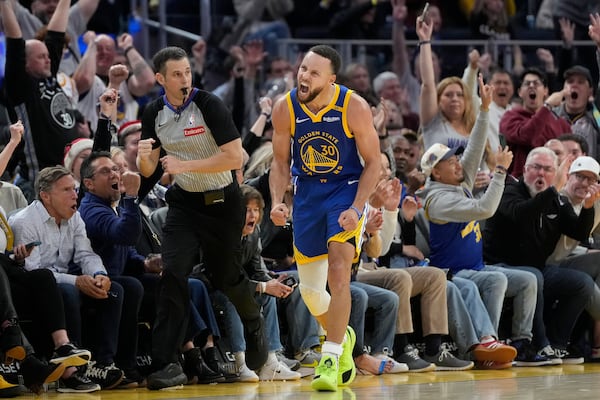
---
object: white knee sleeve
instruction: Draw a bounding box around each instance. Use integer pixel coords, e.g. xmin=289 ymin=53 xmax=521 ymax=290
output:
xmin=297 ymin=259 xmax=330 ymax=316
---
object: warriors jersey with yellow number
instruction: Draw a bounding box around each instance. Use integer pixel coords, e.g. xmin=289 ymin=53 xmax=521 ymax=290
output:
xmin=287 ymin=84 xmax=365 ymax=264
xmin=287 ymin=84 xmax=363 ymax=182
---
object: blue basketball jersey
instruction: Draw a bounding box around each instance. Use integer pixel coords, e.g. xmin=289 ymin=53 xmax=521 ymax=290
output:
xmin=286 ymin=84 xmax=365 ymax=263
xmin=426 ymin=189 xmax=485 ymax=274
xmin=287 ymin=84 xmax=363 ymax=182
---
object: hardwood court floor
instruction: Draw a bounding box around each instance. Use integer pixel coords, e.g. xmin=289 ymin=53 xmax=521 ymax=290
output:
xmin=38 ymin=364 xmax=600 ymax=400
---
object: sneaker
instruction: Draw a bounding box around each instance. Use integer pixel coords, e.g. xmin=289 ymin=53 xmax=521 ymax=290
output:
xmin=591 ymin=347 xmax=600 ymax=362
xmin=85 ymin=361 xmax=124 ymax=389
xmin=477 ymin=360 xmax=513 ymax=370
xmin=472 ymin=339 xmax=517 ymax=363
xmin=57 ymin=370 xmax=101 ymax=393
xmin=244 ymin=317 xmax=268 ymax=371
xmin=203 ymin=347 xmax=239 ymax=383
xmin=422 ymin=344 xmax=475 ymax=371
xmin=311 ymin=355 xmax=338 ymax=392
xmin=276 ymin=350 xmax=301 ymax=371
xmin=295 ymin=348 xmax=322 ymax=368
xmin=147 ymin=362 xmax=187 ymax=390
xmin=553 ymin=347 xmax=584 ymax=365
xmin=537 ymin=345 xmax=563 ymax=365
xmin=0 ymin=321 xmax=26 ymax=364
xmin=119 ymin=367 xmax=146 ymax=389
xmin=50 ymin=343 xmax=91 ymax=367
xmin=338 ymin=326 xmax=356 ymax=386
xmin=394 ymin=345 xmax=436 ymax=372
xmin=258 ymin=359 xmax=301 ymax=381
xmin=511 ymin=340 xmax=552 ymax=367
xmin=19 ymin=355 xmax=66 ymax=394
xmin=236 ymin=362 xmax=259 ymax=383
xmin=0 ymin=375 xmax=20 ymax=398
xmin=183 ymin=347 xmax=225 ymax=384
xmin=373 ymin=353 xmax=409 ymax=374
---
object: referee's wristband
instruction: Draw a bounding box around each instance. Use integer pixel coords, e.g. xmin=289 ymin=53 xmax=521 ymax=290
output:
xmin=350 ymin=206 xmax=363 ymax=219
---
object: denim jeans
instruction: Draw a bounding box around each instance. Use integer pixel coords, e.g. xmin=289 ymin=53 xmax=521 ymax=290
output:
xmin=187 ymin=278 xmax=221 ymax=344
xmin=58 ymin=281 xmax=124 ymax=365
xmin=349 ymin=281 xmax=398 ymax=356
xmin=278 ymin=271 xmax=320 ymax=353
xmin=454 ymin=267 xmax=507 ymax=332
xmin=558 ymin=252 xmax=600 ymax=320
xmin=447 ymin=277 xmax=496 ymax=357
xmin=495 ymin=264 xmax=549 ymax=349
xmin=457 ymin=265 xmax=536 ymax=340
xmin=212 ymin=289 xmax=281 ymax=354
xmin=110 ymin=275 xmax=143 ymax=370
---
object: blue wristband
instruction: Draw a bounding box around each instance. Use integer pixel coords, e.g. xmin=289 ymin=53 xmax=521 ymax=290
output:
xmin=93 ymin=271 xmax=107 ymax=278
xmin=350 ymin=206 xmax=362 ymax=219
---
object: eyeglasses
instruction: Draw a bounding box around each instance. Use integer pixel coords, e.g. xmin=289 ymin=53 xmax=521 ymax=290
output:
xmin=574 ymin=172 xmax=598 ymax=184
xmin=521 ymin=79 xmax=543 ymax=88
xmin=91 ymin=166 xmax=120 ymax=177
xmin=526 ymin=163 xmax=555 ymax=173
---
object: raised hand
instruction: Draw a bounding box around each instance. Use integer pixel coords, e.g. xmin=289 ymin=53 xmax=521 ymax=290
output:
xmin=416 ymin=5 xmax=433 ymax=41
xmin=8 ymin=120 xmax=24 ymax=144
xmin=495 ymin=146 xmax=513 ymax=170
xmin=478 ymin=73 xmax=494 ymax=111
xmin=589 ymin=13 xmax=600 ymax=47
xmin=401 ymin=195 xmax=418 ymax=222
xmin=117 ymin=33 xmax=134 ymax=51
xmin=559 ymin=18 xmax=575 ymax=45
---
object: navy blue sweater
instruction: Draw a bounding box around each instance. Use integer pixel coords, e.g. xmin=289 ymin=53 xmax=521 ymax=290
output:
xmin=79 ymin=192 xmax=145 ymax=276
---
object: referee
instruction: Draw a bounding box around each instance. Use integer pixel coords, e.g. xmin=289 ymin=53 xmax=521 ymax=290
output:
xmin=137 ymin=46 xmax=267 ymax=390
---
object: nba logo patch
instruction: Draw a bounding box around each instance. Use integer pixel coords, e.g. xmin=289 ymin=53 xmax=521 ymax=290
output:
xmin=188 ymin=114 xmax=195 ymax=126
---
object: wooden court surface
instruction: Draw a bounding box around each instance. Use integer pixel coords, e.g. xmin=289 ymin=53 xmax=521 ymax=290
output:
xmin=38 ymin=363 xmax=600 ymax=400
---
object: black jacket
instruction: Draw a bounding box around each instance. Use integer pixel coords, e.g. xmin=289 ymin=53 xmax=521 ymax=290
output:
xmin=483 ymin=179 xmax=594 ymax=268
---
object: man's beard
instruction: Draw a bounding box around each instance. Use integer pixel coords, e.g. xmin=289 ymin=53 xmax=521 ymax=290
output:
xmin=297 ymin=86 xmax=321 ymax=104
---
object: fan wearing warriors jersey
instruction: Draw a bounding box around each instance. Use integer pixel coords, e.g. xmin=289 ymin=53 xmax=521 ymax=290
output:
xmin=136 ymin=46 xmax=267 ymax=390
xmin=270 ymin=45 xmax=381 ymax=392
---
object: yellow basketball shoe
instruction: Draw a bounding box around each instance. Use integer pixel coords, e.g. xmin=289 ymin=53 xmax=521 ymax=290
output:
xmin=338 ymin=326 xmax=356 ymax=386
xmin=311 ymin=354 xmax=338 ymax=392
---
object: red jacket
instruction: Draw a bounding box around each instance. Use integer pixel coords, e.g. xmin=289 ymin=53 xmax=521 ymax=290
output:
xmin=499 ymin=106 xmax=571 ymax=177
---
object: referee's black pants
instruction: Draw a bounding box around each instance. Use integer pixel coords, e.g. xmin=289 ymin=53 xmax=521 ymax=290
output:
xmin=152 ymin=183 xmax=262 ymax=366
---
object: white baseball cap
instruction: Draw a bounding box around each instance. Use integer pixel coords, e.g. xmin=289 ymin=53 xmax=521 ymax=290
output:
xmin=421 ymin=143 xmax=464 ymax=177
xmin=569 ymin=156 xmax=600 ymax=180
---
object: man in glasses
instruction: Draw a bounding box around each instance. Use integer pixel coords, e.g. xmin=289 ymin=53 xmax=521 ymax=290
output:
xmin=484 ymin=147 xmax=596 ymax=364
xmin=499 ymin=68 xmax=571 ymax=177
xmin=547 ymin=156 xmax=600 ymax=362
xmin=8 ymin=166 xmax=125 ymax=390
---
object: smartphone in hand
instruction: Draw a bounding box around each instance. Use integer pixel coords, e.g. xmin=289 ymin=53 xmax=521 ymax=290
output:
xmin=282 ymin=276 xmax=298 ymax=289
xmin=25 ymin=241 xmax=41 ymax=251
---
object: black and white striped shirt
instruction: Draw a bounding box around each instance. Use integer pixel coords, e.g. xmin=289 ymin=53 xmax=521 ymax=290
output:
xmin=141 ymin=88 xmax=240 ymax=192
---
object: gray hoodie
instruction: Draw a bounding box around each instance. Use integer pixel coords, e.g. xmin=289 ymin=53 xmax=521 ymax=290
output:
xmin=418 ymin=110 xmax=507 ymax=225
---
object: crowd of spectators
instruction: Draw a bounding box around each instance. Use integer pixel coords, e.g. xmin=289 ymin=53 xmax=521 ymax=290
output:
xmin=2 ymin=0 xmax=600 ymax=396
